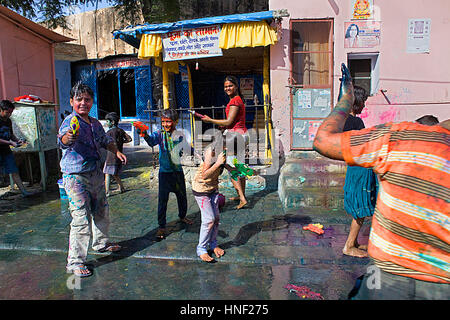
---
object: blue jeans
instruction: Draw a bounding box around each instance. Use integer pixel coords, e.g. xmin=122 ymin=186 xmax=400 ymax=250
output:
xmin=350 ymin=264 xmax=450 ymax=300
xmin=195 ymin=193 xmax=220 ymax=256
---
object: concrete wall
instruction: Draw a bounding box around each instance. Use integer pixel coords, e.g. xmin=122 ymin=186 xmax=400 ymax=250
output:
xmin=54 ymin=60 xmax=72 ymax=120
xmin=270 ymin=0 xmax=450 ymax=155
xmin=51 ymin=7 xmax=140 ymax=59
xmin=0 ymin=16 xmax=56 ymax=102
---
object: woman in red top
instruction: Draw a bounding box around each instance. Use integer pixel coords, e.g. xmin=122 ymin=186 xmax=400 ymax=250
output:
xmin=201 ymin=76 xmax=249 ymax=209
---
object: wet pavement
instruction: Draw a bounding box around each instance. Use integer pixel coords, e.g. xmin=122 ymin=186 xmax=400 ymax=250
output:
xmin=0 ymin=147 xmax=371 ymax=301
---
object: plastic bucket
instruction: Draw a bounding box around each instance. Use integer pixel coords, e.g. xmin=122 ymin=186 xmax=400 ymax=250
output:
xmin=58 ymin=179 xmax=68 ymax=200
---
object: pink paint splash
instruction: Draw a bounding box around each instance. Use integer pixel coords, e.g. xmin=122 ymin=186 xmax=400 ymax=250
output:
xmin=360 ymin=108 xmax=369 ymax=119
xmin=379 ymin=109 xmax=398 ymax=123
xmin=284 ymin=284 xmax=324 ymax=300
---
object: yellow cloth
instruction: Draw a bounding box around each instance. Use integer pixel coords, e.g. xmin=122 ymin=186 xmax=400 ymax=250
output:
xmin=138 ymin=34 xmax=179 ymax=74
xmin=219 ymin=21 xmax=278 ymax=49
xmin=154 ymin=56 xmax=179 ymax=74
xmin=138 ymin=34 xmax=162 ymax=59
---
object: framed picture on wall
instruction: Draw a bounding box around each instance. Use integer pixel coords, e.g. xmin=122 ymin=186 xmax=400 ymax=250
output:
xmin=351 ymin=0 xmax=374 ymax=20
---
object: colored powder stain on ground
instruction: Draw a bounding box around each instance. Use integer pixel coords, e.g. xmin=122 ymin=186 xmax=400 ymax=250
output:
xmin=284 ymin=284 xmax=324 ymax=300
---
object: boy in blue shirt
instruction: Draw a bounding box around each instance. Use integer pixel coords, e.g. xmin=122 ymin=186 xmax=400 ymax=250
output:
xmin=139 ymin=109 xmax=193 ymax=240
xmin=58 ymin=83 xmax=127 ymax=277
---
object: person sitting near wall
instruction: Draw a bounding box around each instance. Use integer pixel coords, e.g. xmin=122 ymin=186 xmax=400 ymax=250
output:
xmin=0 ymin=100 xmax=32 ymax=197
xmin=200 ymin=76 xmax=249 ymax=210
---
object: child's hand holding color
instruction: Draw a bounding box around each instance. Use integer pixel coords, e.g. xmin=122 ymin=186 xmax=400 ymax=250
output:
xmin=216 ymin=151 xmax=226 ymax=165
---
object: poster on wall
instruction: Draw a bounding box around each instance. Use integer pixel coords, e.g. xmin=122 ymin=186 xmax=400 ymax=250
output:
xmin=240 ymin=78 xmax=254 ymax=100
xmin=293 ymin=88 xmax=331 ymax=118
xmin=308 ymin=121 xmax=322 ymax=142
xmin=351 ymin=0 xmax=374 ymax=20
xmin=407 ymin=19 xmax=431 ymax=53
xmin=344 ymin=21 xmax=380 ymax=48
xmin=162 ymin=25 xmax=222 ymax=61
xmin=297 ymin=90 xmax=312 ymax=109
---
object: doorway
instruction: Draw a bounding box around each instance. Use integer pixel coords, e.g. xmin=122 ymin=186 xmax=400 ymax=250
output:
xmin=96 ymin=68 xmax=137 ymax=119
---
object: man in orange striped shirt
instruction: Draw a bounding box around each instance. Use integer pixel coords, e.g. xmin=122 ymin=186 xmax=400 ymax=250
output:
xmin=314 ymin=64 xmax=449 ymax=299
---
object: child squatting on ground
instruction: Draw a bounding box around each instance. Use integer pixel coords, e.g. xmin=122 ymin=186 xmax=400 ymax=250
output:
xmin=103 ymin=112 xmax=132 ymax=196
xmin=58 ymin=83 xmax=127 ymax=278
xmin=138 ymin=109 xmax=193 ymax=240
xmin=191 ymin=135 xmax=228 ymax=262
xmin=0 ymin=100 xmax=32 ymax=197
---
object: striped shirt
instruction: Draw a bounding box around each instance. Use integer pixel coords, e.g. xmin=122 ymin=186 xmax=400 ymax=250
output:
xmin=341 ymin=121 xmax=450 ymax=283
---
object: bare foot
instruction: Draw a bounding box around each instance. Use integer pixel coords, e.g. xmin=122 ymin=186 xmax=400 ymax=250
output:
xmin=213 ymin=247 xmax=225 ymax=258
xmin=229 ymin=197 xmax=240 ymax=201
xmin=199 ymin=253 xmax=214 ymax=262
xmin=343 ymin=246 xmax=368 ymax=258
xmin=180 ymin=217 xmax=193 ymax=225
xmin=235 ymin=200 xmax=248 ymax=210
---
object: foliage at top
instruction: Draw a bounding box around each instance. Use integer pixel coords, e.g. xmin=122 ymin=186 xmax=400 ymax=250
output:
xmin=0 ymin=0 xmax=181 ymax=29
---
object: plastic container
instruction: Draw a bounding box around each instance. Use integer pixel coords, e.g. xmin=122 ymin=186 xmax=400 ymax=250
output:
xmin=58 ymin=179 xmax=68 ymax=200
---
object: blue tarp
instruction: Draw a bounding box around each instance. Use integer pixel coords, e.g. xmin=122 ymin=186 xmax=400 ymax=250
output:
xmin=113 ymin=10 xmax=275 ymax=48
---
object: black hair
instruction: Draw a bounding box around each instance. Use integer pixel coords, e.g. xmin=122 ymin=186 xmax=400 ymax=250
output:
xmin=224 ymin=75 xmax=244 ymax=100
xmin=160 ymin=108 xmax=179 ymax=122
xmin=70 ymin=82 xmax=94 ymax=99
xmin=416 ymin=115 xmax=439 ymax=126
xmin=0 ymin=100 xmax=14 ymax=111
xmin=353 ymin=85 xmax=368 ymax=112
xmin=105 ymin=112 xmax=120 ymax=125
xmin=345 ymin=23 xmax=360 ymax=38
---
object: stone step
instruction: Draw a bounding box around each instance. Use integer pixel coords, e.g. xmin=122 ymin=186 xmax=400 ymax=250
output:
xmin=278 ymin=155 xmax=347 ymax=210
xmin=280 ymin=172 xmax=346 ymax=189
xmin=281 ymin=158 xmax=347 ymax=175
xmin=279 ymin=187 xmax=344 ymax=210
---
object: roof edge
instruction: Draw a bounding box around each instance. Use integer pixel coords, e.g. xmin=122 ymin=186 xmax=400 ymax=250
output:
xmin=0 ymin=5 xmax=73 ymax=43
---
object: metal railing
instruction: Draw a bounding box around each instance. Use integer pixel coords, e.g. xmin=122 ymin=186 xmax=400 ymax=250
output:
xmin=143 ymin=103 xmax=270 ymax=161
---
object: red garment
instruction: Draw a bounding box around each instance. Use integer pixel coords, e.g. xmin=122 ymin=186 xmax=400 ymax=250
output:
xmin=225 ymin=96 xmax=247 ymax=134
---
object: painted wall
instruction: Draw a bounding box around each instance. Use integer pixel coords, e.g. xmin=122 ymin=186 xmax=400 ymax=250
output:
xmin=0 ymin=16 xmax=56 ymax=102
xmin=55 ymin=60 xmax=72 ymax=120
xmin=270 ymin=0 xmax=450 ymax=154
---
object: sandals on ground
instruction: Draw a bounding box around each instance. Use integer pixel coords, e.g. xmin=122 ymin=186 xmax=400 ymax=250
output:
xmin=67 ymin=264 xmax=92 ymax=277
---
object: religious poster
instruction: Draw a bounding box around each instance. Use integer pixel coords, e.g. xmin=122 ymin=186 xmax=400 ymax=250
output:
xmin=344 ymin=21 xmax=380 ymax=48
xmin=351 ymin=0 xmax=373 ymax=20
xmin=240 ymin=78 xmax=254 ymax=100
xmin=162 ymin=25 xmax=222 ymax=61
xmin=407 ymin=19 xmax=431 ymax=53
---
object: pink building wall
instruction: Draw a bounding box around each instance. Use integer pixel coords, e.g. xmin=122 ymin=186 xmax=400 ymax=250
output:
xmin=0 ymin=14 xmax=56 ymax=102
xmin=270 ymin=0 xmax=450 ymax=154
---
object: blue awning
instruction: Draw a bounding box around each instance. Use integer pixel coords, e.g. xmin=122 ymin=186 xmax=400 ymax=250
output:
xmin=113 ymin=10 xmax=277 ymax=48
